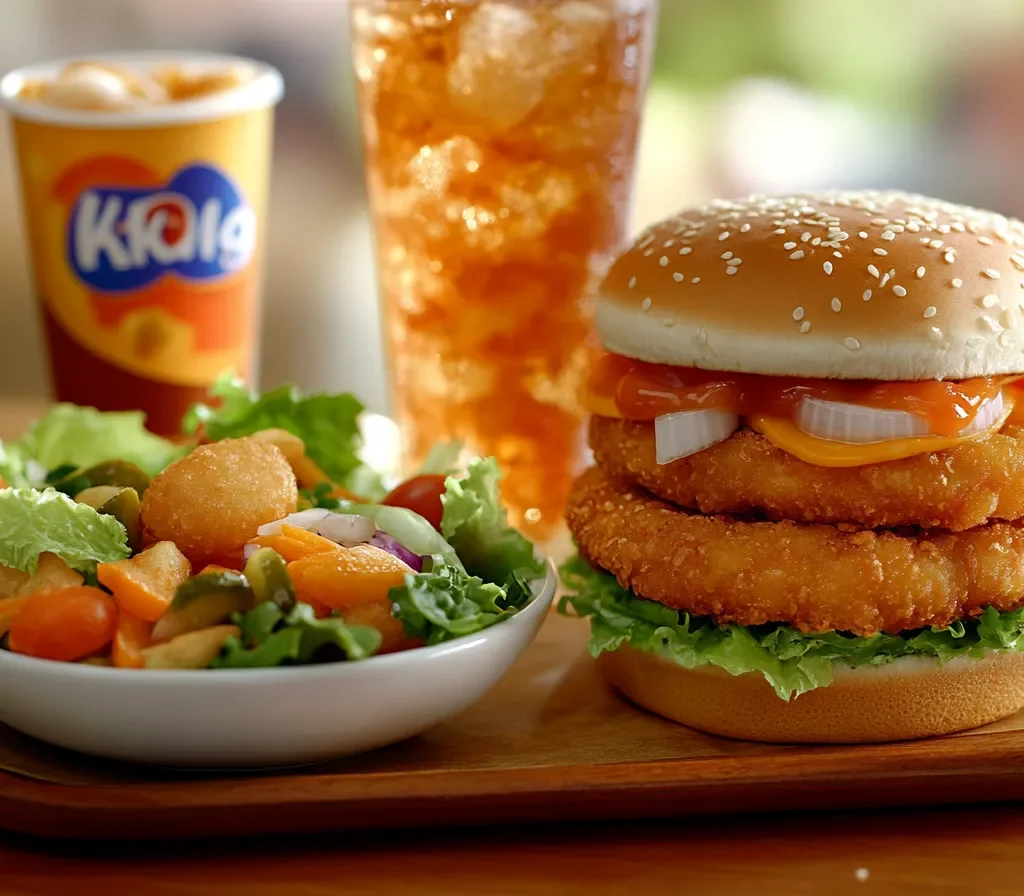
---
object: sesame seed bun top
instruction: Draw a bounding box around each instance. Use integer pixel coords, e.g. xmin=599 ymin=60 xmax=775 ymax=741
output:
xmin=597 ymin=191 xmax=1024 ymax=380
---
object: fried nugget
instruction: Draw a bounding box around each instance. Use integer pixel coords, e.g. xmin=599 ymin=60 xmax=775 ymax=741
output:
xmin=590 ymin=415 xmax=1024 ymax=532
xmin=567 ymin=465 xmax=1024 ymax=636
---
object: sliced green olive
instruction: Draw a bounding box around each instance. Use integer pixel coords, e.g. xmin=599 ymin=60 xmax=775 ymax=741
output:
xmin=74 ymin=485 xmax=122 ymax=509
xmin=53 ymin=459 xmax=151 ymax=498
xmin=98 ymin=487 xmax=142 ymax=554
xmin=243 ymin=547 xmax=296 ymax=613
xmin=151 ymin=572 xmax=254 ymax=643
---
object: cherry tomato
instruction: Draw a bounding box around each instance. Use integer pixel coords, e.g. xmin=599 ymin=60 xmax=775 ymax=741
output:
xmin=8 ymin=586 xmax=118 ymax=662
xmin=382 ymin=474 xmax=446 ymax=531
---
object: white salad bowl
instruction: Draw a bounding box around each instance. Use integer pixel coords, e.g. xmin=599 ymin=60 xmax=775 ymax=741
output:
xmin=0 ymin=560 xmax=556 ymax=768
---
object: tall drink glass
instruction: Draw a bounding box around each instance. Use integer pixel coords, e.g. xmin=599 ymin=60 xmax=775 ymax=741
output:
xmin=350 ymin=0 xmax=656 ymax=539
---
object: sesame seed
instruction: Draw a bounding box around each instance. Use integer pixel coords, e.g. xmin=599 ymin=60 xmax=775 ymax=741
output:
xmin=801 ymin=232 xmax=812 ymax=242
xmin=979 ymin=236 xmax=994 ymax=246
xmin=824 ymin=261 xmax=834 ymax=275
xmin=721 ymin=251 xmax=733 ymax=260
xmin=663 ymin=239 xmax=675 ymax=248
xmin=893 ymin=285 xmax=907 ymax=297
xmin=982 ymin=316 xmax=1001 ymax=333
xmin=672 ymin=272 xmax=684 ymax=282
xmin=919 ymin=237 xmax=932 ymax=245
xmin=872 ymin=218 xmax=889 ymax=225
xmin=868 ymin=264 xmax=880 ymax=278
xmin=983 ymin=268 xmax=1001 ymax=279
xmin=924 ymin=306 xmax=937 ymax=318
xmin=881 ymin=230 xmax=896 ymax=241
xmin=845 ymin=337 xmax=861 ymax=350
xmin=726 ymin=267 xmax=738 ymax=276
xmin=1010 ymin=255 xmax=1024 ymax=271
xmin=863 ymin=289 xmax=872 ymax=301
xmin=812 ymin=237 xmax=822 ymax=246
xmin=944 ymin=251 xmax=956 ymax=264
xmin=800 ymin=321 xmax=811 ymax=333
xmin=951 ymin=222 xmax=966 ymax=232
xmin=930 ymin=239 xmax=944 ymax=249
xmin=832 ymin=231 xmax=849 ymax=240
xmin=880 ymin=273 xmax=891 ymax=288
xmin=659 ymin=256 xmax=669 ymax=267
xmin=793 ymin=306 xmax=805 ymax=321
xmin=930 ymin=327 xmax=943 ymax=341
xmin=873 ymin=248 xmax=889 ymax=256
xmin=729 ymin=258 xmax=743 ymax=265
xmin=834 ymin=251 xmax=843 ymax=258
xmin=643 ymin=249 xmax=654 ymax=256
xmin=628 ymin=276 xmax=637 ymax=289
xmin=784 ymin=241 xmax=797 ymax=250
xmin=641 ymin=297 xmax=652 ymax=311
xmin=859 ymin=231 xmax=868 ymax=238
xmin=774 ymin=228 xmax=787 ymax=235
xmin=740 ymin=223 xmax=751 ymax=233
xmin=790 ymin=250 xmax=805 ymax=260
xmin=718 ymin=232 xmax=730 ymax=241
xmin=691 ymin=277 xmax=701 ymax=284
xmin=982 ymin=294 xmax=999 ymax=308
xmin=678 ymin=246 xmax=692 ymax=255
xmin=952 ymin=278 xmax=963 ymax=288
xmin=916 ymin=266 xmax=926 ymax=278
xmin=831 ymin=298 xmax=842 ymax=312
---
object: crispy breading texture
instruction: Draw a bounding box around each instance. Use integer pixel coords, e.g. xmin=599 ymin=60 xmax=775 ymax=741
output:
xmin=590 ymin=416 xmax=1024 ymax=531
xmin=566 ymin=465 xmax=1024 ymax=636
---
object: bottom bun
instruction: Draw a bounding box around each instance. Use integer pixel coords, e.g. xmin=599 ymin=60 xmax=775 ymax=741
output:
xmin=597 ymin=645 xmax=1024 ymax=743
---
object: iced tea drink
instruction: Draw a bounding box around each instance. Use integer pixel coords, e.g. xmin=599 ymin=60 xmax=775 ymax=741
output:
xmin=350 ymin=0 xmax=656 ymax=539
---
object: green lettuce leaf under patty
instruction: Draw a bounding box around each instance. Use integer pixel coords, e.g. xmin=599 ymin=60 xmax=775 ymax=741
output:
xmin=0 ymin=488 xmax=130 ymax=574
xmin=183 ymin=372 xmax=385 ymax=500
xmin=558 ymin=555 xmax=1024 ymax=701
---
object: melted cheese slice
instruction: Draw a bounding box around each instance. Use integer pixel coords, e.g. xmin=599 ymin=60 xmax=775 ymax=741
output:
xmin=752 ymin=401 xmax=1014 ymax=467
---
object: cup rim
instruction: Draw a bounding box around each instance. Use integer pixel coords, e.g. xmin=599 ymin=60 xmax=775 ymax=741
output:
xmin=0 ymin=51 xmax=284 ymax=129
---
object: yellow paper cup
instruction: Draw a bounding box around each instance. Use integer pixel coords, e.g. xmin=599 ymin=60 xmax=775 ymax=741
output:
xmin=0 ymin=52 xmax=283 ymax=433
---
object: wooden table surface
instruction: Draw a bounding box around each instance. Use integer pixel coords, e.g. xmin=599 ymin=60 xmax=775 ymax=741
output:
xmin=2 ymin=397 xmax=1024 ymax=895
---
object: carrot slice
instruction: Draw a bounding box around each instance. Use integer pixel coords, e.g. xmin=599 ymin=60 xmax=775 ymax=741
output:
xmin=247 ymin=526 xmax=340 ymax=563
xmin=0 ymin=595 xmax=28 ymax=638
xmin=288 ymin=543 xmax=410 ymax=610
xmin=97 ymin=541 xmax=192 ymax=622
xmin=113 ymin=611 xmax=152 ymax=669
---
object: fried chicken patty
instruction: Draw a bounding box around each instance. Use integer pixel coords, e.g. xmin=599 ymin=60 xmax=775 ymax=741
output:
xmin=566 ymin=465 xmax=1024 ymax=636
xmin=590 ymin=415 xmax=1024 ymax=531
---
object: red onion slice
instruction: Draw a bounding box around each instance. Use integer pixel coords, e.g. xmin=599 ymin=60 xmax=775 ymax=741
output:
xmin=654 ymin=410 xmax=740 ymax=465
xmin=370 ymin=532 xmax=422 ymax=572
xmin=317 ymin=513 xmax=376 ymax=546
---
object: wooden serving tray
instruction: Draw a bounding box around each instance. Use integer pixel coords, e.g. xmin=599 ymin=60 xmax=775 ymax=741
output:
xmin=3 ymin=610 xmax=1024 ymax=840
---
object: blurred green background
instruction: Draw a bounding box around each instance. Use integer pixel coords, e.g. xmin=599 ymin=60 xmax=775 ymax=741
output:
xmin=1 ymin=0 xmax=1023 ymax=410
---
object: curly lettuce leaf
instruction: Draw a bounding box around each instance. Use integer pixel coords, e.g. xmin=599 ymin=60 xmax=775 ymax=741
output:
xmin=14 ymin=404 xmax=184 ymax=477
xmin=183 ymin=372 xmax=384 ymax=499
xmin=558 ymin=555 xmax=1024 ymax=701
xmin=0 ymin=488 xmax=130 ymax=574
xmin=211 ymin=601 xmax=381 ymax=668
xmin=441 ymin=457 xmax=544 ymax=589
xmin=389 ymin=554 xmax=532 ymax=646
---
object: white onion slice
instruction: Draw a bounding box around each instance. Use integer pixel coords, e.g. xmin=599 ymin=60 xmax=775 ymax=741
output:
xmin=257 ymin=508 xmax=332 ymax=537
xmin=797 ymin=391 xmax=1005 ymax=444
xmin=317 ymin=513 xmax=376 ymax=546
xmin=655 ymin=410 xmax=740 ymax=465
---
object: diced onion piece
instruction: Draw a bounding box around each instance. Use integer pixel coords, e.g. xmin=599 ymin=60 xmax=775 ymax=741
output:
xmin=797 ymin=392 xmax=1005 ymax=444
xmin=961 ymin=391 xmax=1005 ymax=435
xmin=257 ymin=508 xmax=332 ymax=537
xmin=243 ymin=542 xmax=260 ymax=562
xmin=797 ymin=398 xmax=928 ymax=443
xmin=654 ymin=410 xmax=740 ymax=465
xmin=317 ymin=513 xmax=376 ymax=546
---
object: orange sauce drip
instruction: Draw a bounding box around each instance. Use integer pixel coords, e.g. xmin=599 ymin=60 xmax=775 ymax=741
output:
xmin=587 ymin=352 xmax=1009 ymax=437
